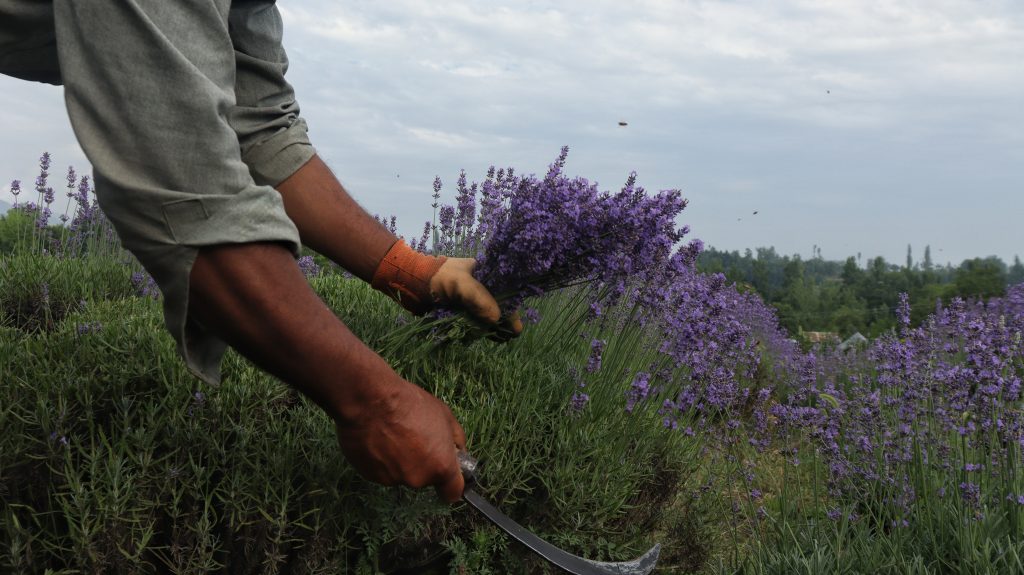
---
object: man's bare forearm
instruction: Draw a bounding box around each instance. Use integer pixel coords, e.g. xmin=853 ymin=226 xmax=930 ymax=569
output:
xmin=188 ymin=241 xmax=400 ymax=423
xmin=187 ymin=241 xmax=467 ymax=501
xmin=275 ymin=154 xmax=397 ymax=282
xmin=270 ymin=155 xmax=519 ymax=334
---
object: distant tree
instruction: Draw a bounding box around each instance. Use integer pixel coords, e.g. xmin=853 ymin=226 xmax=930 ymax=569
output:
xmin=0 ymin=209 xmax=35 ymax=253
xmin=954 ymin=257 xmax=1007 ymax=299
xmin=832 ymin=296 xmax=868 ymax=336
xmin=750 ymin=258 xmax=771 ymax=299
xmin=696 ymin=245 xmax=1011 ymax=338
xmin=1009 ymin=256 xmax=1024 ymax=286
xmin=841 ymin=256 xmax=862 ymax=288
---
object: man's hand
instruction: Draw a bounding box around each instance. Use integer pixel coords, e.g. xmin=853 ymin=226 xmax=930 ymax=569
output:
xmin=334 ymin=378 xmax=467 ymax=503
xmin=430 ymin=257 xmax=524 ymax=337
xmin=274 ymin=156 xmax=522 ymax=337
xmin=371 ymin=240 xmax=522 ymax=336
xmin=189 ymin=242 xmax=468 ymax=502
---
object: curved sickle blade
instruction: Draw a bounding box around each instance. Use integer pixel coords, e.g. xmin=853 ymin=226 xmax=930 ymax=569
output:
xmin=462 ymin=488 xmax=661 ymax=575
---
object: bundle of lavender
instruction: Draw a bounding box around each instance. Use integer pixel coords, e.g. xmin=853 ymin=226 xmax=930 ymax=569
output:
xmin=385 ymin=147 xmax=692 ymax=363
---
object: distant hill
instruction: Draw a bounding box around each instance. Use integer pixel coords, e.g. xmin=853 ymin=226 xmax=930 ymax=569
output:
xmin=0 ymin=200 xmax=10 ymax=214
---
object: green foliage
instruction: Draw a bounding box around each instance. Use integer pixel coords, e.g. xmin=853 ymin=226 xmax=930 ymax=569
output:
xmin=954 ymin=257 xmax=1008 ymax=300
xmin=7 ymin=173 xmax=1020 ymax=573
xmin=0 ymin=251 xmax=137 ymax=332
xmin=699 ymin=246 xmax=1020 ymax=339
xmin=0 ymin=209 xmax=35 ymax=253
xmin=738 ymin=499 xmax=1024 ymax=575
xmin=0 ymin=209 xmax=85 ymax=257
xmin=1010 ymin=256 xmax=1024 ymax=286
xmin=1 ymin=247 xmax=693 ymax=573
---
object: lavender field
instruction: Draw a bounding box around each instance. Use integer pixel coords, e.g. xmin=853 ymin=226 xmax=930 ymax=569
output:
xmin=2 ymin=152 xmax=1023 ymax=573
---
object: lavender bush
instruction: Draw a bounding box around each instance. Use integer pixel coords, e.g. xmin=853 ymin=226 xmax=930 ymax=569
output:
xmin=2 ymin=154 xmax=148 ymax=332
xmin=4 ymin=153 xmax=120 ymax=259
xmin=405 ymin=149 xmax=1024 ymax=571
xmin=382 ymin=148 xmax=696 ymax=364
xmin=5 ymin=149 xmax=1023 ymax=573
xmin=746 ymin=286 xmax=1024 ymax=572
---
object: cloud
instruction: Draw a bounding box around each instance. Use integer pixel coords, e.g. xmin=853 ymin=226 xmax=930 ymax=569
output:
xmin=282 ymin=0 xmax=1023 ymax=131
xmin=406 ymin=127 xmax=472 ymax=148
xmin=2 ymin=0 xmax=1021 ymax=265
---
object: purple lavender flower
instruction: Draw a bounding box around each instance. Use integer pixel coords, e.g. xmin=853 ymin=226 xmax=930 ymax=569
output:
xmin=772 ymin=283 xmax=1024 ymax=529
xmin=626 ymin=372 xmax=651 ymax=413
xmin=76 ymin=322 xmax=103 ymax=336
xmin=48 ymin=431 xmax=69 ymax=447
xmin=431 ymin=176 xmax=442 ymax=209
xmin=437 ymin=205 xmax=456 ymax=253
xmin=960 ymin=482 xmax=981 ymax=507
xmin=451 ymin=148 xmax=690 ymax=313
xmin=35 ymin=152 xmax=50 ymax=195
xmin=10 ymin=179 xmax=20 ymax=205
xmin=131 ymin=270 xmax=161 ymax=300
xmin=570 ymin=390 xmax=590 ymax=413
xmin=897 ymin=292 xmax=911 ymax=331
xmin=523 ymin=308 xmax=541 ymax=324
xmin=33 ymin=152 xmax=52 ymax=229
xmin=455 ymin=170 xmax=476 ymax=231
xmin=586 ymin=339 xmax=606 ymax=373
xmin=298 ymin=255 xmax=321 ymax=279
xmin=415 ymin=221 xmax=432 ymax=253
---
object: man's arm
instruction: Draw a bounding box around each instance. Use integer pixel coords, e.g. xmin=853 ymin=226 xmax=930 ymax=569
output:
xmin=271 ymin=154 xmax=394 ymax=282
xmin=274 ymin=154 xmax=522 ymax=333
xmin=187 ymin=157 xmax=521 ymax=503
xmin=188 ymin=241 xmax=468 ymax=502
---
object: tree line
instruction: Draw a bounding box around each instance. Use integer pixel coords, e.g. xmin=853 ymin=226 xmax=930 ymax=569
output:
xmin=698 ymin=245 xmax=1024 ymax=338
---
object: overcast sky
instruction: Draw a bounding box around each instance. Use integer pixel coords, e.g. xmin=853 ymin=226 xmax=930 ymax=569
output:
xmin=2 ymin=0 xmax=1021 ymax=267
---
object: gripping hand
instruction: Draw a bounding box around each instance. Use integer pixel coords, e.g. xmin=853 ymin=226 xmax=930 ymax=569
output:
xmin=371 ymin=240 xmax=522 ymax=336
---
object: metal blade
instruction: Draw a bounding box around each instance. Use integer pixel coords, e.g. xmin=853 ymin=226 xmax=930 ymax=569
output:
xmin=462 ymin=487 xmax=661 ymax=575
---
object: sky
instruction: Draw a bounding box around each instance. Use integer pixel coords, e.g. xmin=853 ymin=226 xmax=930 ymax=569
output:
xmin=1 ymin=0 xmax=1022 ymax=267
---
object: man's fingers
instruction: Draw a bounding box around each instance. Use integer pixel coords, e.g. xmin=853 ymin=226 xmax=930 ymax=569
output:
xmin=457 ymin=257 xmax=478 ymax=273
xmin=432 ymin=258 xmax=524 ymax=340
xmin=435 ymin=462 xmax=466 ymax=503
xmin=450 ymin=417 xmax=467 ymax=451
xmin=504 ymin=310 xmax=524 ymax=336
xmin=452 ymin=278 xmax=502 ymax=325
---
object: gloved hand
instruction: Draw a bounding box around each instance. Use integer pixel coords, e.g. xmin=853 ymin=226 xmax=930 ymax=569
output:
xmin=334 ymin=375 xmax=467 ymax=503
xmin=371 ymin=240 xmax=523 ymax=337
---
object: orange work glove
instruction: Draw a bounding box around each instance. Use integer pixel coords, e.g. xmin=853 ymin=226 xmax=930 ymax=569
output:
xmin=370 ymin=239 xmax=523 ymax=336
xmin=371 ymin=239 xmax=447 ymax=315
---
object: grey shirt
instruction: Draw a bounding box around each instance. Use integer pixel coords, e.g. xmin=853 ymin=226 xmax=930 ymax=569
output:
xmin=1 ymin=0 xmax=315 ymax=384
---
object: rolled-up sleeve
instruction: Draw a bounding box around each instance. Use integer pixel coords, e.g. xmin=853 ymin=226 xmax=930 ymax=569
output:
xmin=54 ymin=0 xmax=303 ymax=385
xmin=228 ymin=0 xmax=316 ymax=187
